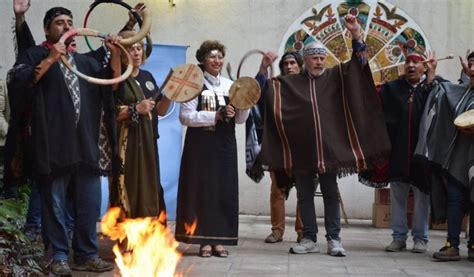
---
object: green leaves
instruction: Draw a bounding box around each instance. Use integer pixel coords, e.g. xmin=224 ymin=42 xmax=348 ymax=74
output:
xmin=0 ymin=186 xmax=45 ymax=275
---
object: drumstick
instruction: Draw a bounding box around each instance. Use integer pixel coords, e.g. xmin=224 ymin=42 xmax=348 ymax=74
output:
xmin=421 ymin=55 xmax=454 ymax=63
xmin=374 ymin=55 xmax=454 ymax=72
xmin=144 ymin=69 xmax=174 ymax=120
xmin=226 ymin=63 xmax=235 ymax=81
xmin=153 ymin=68 xmax=174 ymax=102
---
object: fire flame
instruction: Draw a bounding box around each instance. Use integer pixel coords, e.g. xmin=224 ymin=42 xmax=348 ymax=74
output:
xmin=101 ymin=207 xmax=194 ymax=277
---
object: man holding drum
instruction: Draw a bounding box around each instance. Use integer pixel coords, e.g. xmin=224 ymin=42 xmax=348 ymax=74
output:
xmin=415 ymin=51 xmax=474 ymax=262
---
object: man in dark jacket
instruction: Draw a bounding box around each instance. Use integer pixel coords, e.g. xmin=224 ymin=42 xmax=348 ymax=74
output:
xmin=382 ymin=51 xmax=438 ymax=254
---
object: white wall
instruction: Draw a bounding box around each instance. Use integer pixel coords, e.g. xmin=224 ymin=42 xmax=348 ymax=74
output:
xmin=0 ymin=0 xmax=472 ymax=218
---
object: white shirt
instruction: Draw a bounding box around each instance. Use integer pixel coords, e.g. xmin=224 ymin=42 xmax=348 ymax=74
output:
xmin=179 ymin=71 xmax=250 ymax=127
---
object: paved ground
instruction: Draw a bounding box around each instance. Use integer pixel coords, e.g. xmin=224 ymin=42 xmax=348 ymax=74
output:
xmin=83 ymin=215 xmax=472 ymax=277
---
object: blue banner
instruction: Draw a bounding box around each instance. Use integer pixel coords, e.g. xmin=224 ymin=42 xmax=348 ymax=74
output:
xmin=142 ymin=44 xmax=187 ymax=221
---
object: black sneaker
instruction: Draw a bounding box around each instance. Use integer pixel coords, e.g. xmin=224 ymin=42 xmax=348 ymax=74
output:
xmin=50 ymin=260 xmax=72 ymax=276
xmin=72 ymin=257 xmax=114 ymax=272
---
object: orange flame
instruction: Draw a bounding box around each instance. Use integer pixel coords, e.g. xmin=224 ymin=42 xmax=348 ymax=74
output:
xmin=101 ymin=207 xmax=185 ymax=277
xmin=184 ymin=220 xmax=197 ymax=235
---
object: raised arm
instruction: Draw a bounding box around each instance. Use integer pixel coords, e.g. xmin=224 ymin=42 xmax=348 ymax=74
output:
xmin=104 ymin=34 xmax=122 ymax=91
xmin=459 ymin=51 xmax=474 ymax=87
xmin=344 ymin=14 xmax=367 ymax=65
xmin=121 ymin=3 xmax=146 ymax=32
xmin=13 ymin=0 xmax=35 ymax=56
xmin=425 ymin=51 xmax=438 ymax=86
xmin=257 ymin=52 xmax=278 ymax=77
xmin=13 ymin=0 xmax=30 ymax=31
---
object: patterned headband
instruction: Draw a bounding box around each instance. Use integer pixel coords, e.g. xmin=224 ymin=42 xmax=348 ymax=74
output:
xmin=303 ymin=44 xmax=327 ymax=57
xmin=282 ymin=53 xmax=298 ymax=61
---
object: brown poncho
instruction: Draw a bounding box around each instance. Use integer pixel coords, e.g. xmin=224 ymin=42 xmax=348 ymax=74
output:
xmin=260 ymin=54 xmax=390 ymax=175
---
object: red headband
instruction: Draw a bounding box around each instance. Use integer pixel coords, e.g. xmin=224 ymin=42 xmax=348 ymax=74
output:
xmin=405 ymin=53 xmax=425 ymax=63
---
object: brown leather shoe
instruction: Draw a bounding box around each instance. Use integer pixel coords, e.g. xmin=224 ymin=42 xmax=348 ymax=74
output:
xmin=264 ymin=231 xmax=283 ymax=243
xmin=296 ymin=232 xmax=303 ymax=243
xmin=433 ymin=242 xmax=461 ymax=261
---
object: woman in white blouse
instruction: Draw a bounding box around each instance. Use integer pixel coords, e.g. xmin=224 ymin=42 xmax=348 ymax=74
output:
xmin=174 ymin=40 xmax=249 ymax=258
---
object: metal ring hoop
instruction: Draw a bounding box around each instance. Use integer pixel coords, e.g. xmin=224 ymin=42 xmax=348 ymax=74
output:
xmin=236 ymin=49 xmax=274 ymax=79
xmin=83 ymin=0 xmax=153 ymax=57
xmin=59 ymin=28 xmax=134 ymax=85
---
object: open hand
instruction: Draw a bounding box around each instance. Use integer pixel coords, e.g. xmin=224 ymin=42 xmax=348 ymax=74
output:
xmin=425 ymin=50 xmax=437 ymax=81
xmin=259 ymin=52 xmax=278 ymax=75
xmin=127 ymin=3 xmax=146 ymax=28
xmin=459 ymin=49 xmax=471 ymax=75
xmin=13 ymin=0 xmax=30 ymax=17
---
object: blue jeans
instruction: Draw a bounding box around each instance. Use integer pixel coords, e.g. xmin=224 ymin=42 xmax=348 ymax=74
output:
xmin=294 ymin=171 xmax=340 ymax=242
xmin=40 ymin=170 xmax=101 ymax=263
xmin=446 ymin=178 xmax=474 ymax=248
xmin=26 ymin=179 xmax=75 ymax=245
xmin=390 ymin=182 xmax=430 ymax=242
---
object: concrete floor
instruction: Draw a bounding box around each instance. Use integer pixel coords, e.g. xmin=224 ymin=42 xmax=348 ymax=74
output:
xmin=81 ymin=215 xmax=473 ymax=277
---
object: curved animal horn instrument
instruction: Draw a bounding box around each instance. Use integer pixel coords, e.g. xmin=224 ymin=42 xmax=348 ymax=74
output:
xmin=83 ymin=0 xmax=153 ymax=57
xmin=236 ymin=49 xmax=274 ymax=79
xmin=59 ymin=28 xmax=134 ymax=85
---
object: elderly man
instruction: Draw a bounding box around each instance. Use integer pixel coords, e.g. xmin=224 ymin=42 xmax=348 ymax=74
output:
xmin=260 ymin=14 xmax=390 ymax=256
xmin=7 ymin=6 xmax=120 ymax=275
xmin=381 ymin=51 xmax=439 ymax=254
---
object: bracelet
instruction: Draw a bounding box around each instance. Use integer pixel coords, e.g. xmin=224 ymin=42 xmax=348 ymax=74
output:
xmin=117 ymin=105 xmax=127 ymax=117
xmin=128 ymin=103 xmax=139 ymax=124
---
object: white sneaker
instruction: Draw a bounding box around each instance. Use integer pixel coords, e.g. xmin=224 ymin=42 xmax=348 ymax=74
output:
xmin=290 ymin=238 xmax=320 ymax=254
xmin=327 ymin=239 xmax=346 ymax=257
xmin=412 ymin=240 xmax=428 ymax=253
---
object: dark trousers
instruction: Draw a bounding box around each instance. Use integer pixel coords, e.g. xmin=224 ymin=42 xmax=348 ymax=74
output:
xmin=0 ymin=146 xmax=18 ymax=199
xmin=446 ymin=178 xmax=474 ymax=247
xmin=294 ymin=171 xmax=340 ymax=242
